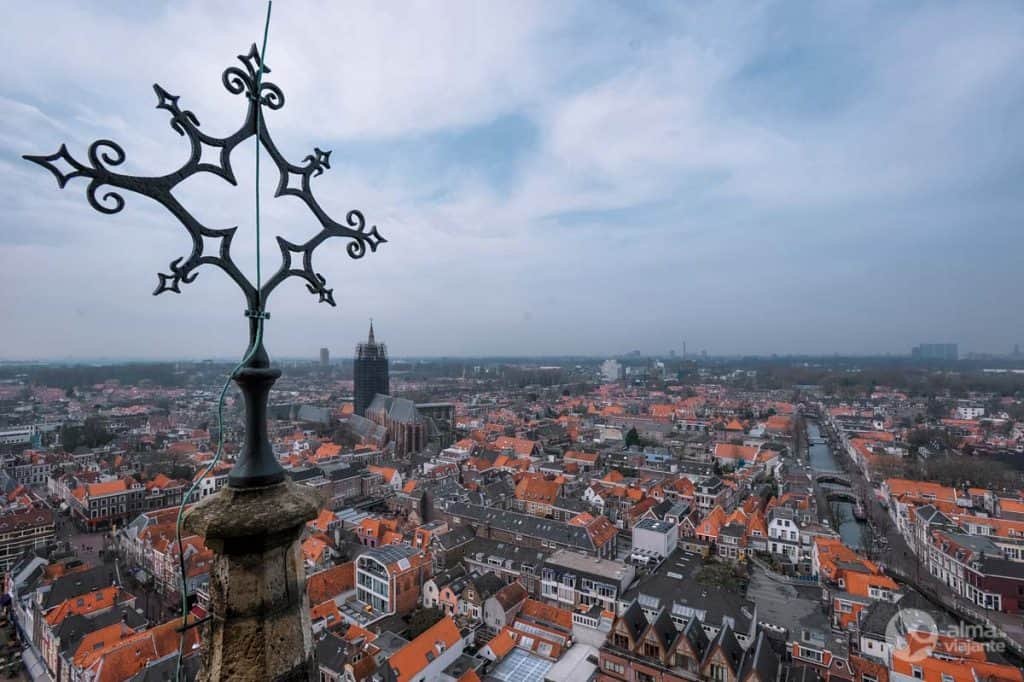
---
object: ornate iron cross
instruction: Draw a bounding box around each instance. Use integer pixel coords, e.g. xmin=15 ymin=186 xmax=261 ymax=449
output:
xmin=24 ymin=45 xmax=386 ymax=488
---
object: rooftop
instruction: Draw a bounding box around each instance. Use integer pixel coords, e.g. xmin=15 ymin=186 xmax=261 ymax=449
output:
xmin=745 ymin=566 xmax=829 ymax=641
xmin=361 ymin=544 xmax=422 ymax=567
xmin=634 ymin=518 xmax=676 ymax=534
xmin=544 ymin=549 xmax=633 ymax=583
xmin=488 ymin=647 xmax=553 ymax=682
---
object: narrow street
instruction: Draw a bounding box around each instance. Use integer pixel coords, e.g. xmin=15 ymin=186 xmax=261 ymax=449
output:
xmin=0 ymin=618 xmax=28 ymax=681
xmin=816 ymin=417 xmax=1024 ymax=652
xmin=55 ymin=515 xmax=178 ymax=625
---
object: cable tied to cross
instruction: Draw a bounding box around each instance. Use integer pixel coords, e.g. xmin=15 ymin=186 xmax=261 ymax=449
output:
xmin=173 ymin=3 xmax=273 ymax=679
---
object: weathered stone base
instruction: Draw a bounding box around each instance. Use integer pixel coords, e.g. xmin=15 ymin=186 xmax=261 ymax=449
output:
xmin=184 ymin=480 xmax=322 ymax=682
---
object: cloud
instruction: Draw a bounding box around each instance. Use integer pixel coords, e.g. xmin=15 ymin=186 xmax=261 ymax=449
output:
xmin=1 ymin=1 xmax=1023 ymax=359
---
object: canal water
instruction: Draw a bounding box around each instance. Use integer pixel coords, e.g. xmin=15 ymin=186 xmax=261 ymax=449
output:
xmin=806 ymin=420 xmax=867 ymax=549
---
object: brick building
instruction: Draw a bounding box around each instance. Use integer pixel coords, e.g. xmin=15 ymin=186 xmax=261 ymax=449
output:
xmin=365 ymin=395 xmax=427 ymax=457
xmin=354 ymin=545 xmax=431 ymax=618
xmin=0 ymin=507 xmax=55 ymax=571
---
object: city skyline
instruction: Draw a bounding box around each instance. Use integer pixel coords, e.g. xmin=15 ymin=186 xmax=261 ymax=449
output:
xmin=0 ymin=317 xmax=1018 ymax=364
xmin=5 ymin=4 xmax=1024 ymax=681
xmin=9 ymin=345 xmax=1024 ymax=365
xmin=4 ymin=2 xmax=1024 ymax=359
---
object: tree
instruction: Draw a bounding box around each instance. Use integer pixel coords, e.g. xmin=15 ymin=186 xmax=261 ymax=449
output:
xmin=625 ymin=427 xmax=641 ymax=449
xmin=81 ymin=417 xmax=114 ymax=448
xmin=926 ymin=398 xmax=948 ymax=420
xmin=907 ymin=429 xmax=933 ymax=448
xmin=406 ymin=607 xmax=444 ymax=639
xmin=696 ymin=561 xmax=744 ymax=592
xmin=60 ymin=417 xmax=114 ymax=451
xmin=60 ymin=423 xmax=81 ymax=451
xmin=330 ymin=425 xmax=361 ymax=449
xmin=923 ymin=456 xmax=1016 ymax=489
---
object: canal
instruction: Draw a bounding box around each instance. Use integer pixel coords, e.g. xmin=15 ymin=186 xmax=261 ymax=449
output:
xmin=806 ymin=420 xmax=868 ymax=549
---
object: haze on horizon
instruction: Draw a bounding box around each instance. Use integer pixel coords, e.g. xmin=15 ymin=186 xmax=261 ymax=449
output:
xmin=2 ymin=1 xmax=1023 ymax=361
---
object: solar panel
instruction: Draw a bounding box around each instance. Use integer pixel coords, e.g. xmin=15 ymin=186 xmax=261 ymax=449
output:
xmin=490 ymin=649 xmax=552 ymax=682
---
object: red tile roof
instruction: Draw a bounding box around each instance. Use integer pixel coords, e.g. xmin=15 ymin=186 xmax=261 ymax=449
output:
xmin=389 ymin=616 xmax=462 ymax=682
xmin=307 ymin=563 xmax=355 ymax=603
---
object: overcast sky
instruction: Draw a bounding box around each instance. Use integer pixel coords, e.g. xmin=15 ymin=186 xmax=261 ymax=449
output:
xmin=2 ymin=2 xmax=1023 ymax=361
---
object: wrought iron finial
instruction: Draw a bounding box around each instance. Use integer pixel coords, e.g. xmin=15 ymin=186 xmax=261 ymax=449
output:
xmin=23 ymin=43 xmax=386 ymax=330
xmin=24 ymin=44 xmax=387 ymax=488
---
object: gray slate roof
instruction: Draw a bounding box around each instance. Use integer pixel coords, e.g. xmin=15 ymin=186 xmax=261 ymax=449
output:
xmin=126 ymin=654 xmax=200 ymax=682
xmin=625 ymin=552 xmax=754 ymax=635
xmin=367 ymin=395 xmax=423 ymax=424
xmin=315 ymin=631 xmax=351 ymax=674
xmin=442 ymin=502 xmax=598 ymax=552
xmin=739 ymin=630 xmax=781 ymax=682
xmin=56 ymin=605 xmax=147 ymax=655
xmin=43 ymin=565 xmax=117 ymax=609
xmin=435 ymin=526 xmax=476 ymax=551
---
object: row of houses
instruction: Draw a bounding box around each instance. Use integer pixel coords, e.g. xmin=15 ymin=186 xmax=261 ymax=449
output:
xmin=882 ymin=478 xmax=1024 ymax=614
xmin=4 ymin=544 xmax=200 ymax=682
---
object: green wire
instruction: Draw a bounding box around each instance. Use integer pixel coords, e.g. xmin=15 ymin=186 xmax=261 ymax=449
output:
xmin=174 ymin=3 xmax=273 ymax=679
xmin=255 ymin=0 xmax=272 ymax=304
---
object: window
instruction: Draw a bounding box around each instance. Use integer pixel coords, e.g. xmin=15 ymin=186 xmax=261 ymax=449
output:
xmin=710 ymin=663 xmax=727 ymax=681
xmin=603 ymin=660 xmax=624 ymax=675
xmin=675 ymin=654 xmax=696 ymax=671
xmin=912 ymin=666 xmax=923 ymax=680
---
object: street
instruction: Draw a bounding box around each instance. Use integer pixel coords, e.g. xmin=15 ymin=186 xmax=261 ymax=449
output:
xmin=54 ymin=514 xmax=179 ymax=625
xmin=817 ymin=417 xmax=1024 ymax=652
xmin=55 ymin=514 xmax=106 ymax=567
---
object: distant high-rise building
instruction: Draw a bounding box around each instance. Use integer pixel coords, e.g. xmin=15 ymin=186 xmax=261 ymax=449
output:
xmin=354 ymin=321 xmax=389 ymax=416
xmin=911 ymin=343 xmax=958 ymax=361
xmin=319 ymin=347 xmax=330 ymax=368
xmin=601 ymin=359 xmax=623 ymax=383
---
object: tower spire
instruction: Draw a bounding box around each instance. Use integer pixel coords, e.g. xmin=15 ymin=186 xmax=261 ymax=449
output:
xmin=368 ymin=318 xmax=375 ymax=344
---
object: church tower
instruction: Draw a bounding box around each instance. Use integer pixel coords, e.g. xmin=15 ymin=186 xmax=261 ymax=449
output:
xmin=353 ymin=320 xmax=389 ymax=416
